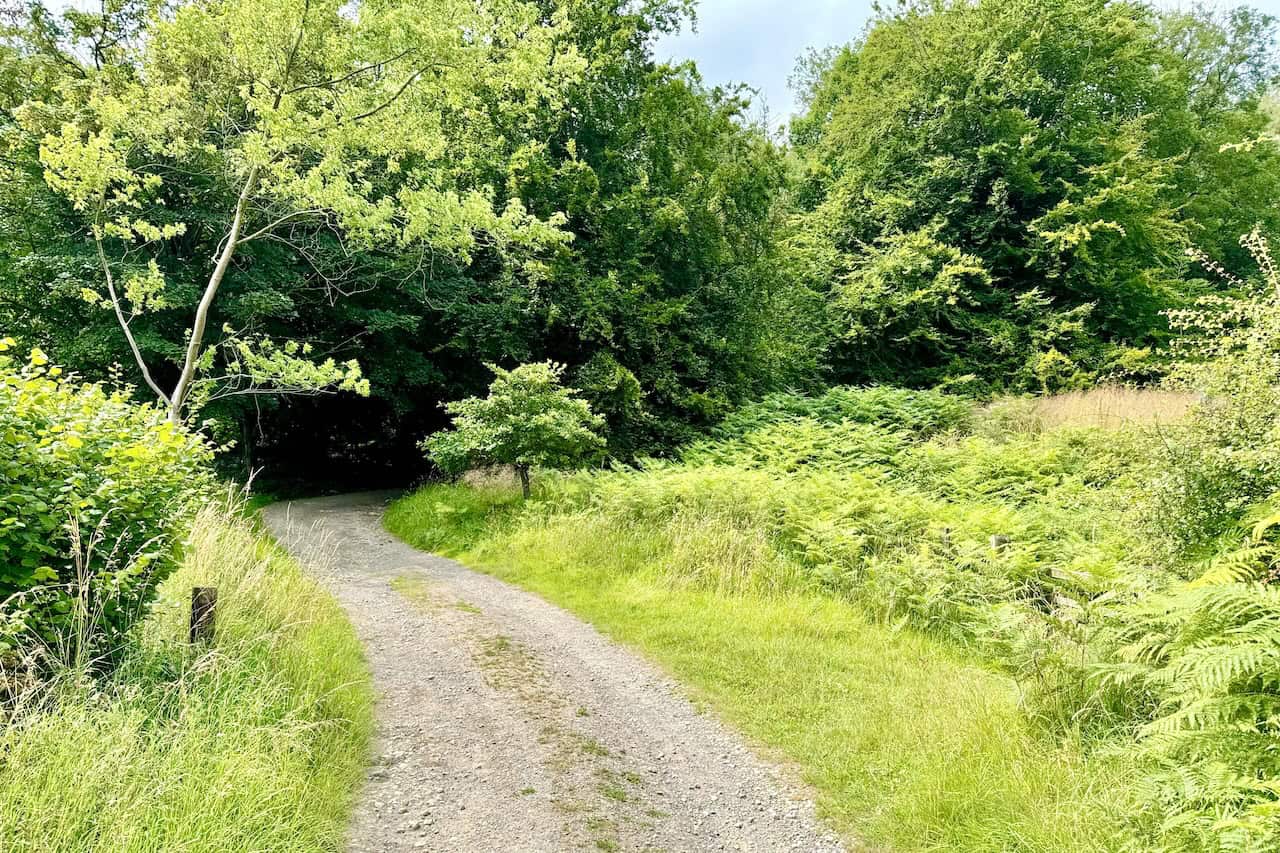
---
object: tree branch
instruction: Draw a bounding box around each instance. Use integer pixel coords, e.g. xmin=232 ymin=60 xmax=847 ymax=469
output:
xmin=204 ymin=384 xmax=343 ymax=403
xmin=275 ymin=0 xmax=311 ymax=108
xmin=282 ymin=49 xmax=415 ymax=96
xmin=237 ymin=208 xmax=327 ymax=244
xmin=94 ymin=229 xmax=171 ymax=405
xmin=348 ymin=66 xmax=432 ymax=123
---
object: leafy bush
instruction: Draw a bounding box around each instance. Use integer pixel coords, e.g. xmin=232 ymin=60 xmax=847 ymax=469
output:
xmin=1134 ymin=235 xmax=1280 ymax=560
xmin=423 ymin=361 xmax=606 ymax=497
xmin=0 ymin=340 xmax=216 ymax=667
xmin=684 ymin=386 xmax=976 ymax=475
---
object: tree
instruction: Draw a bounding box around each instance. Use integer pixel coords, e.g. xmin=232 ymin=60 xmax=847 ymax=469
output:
xmin=15 ymin=0 xmax=583 ymax=423
xmin=424 ymin=362 xmax=606 ymax=497
xmin=3 ymin=0 xmax=801 ymax=481
xmin=203 ymin=0 xmax=801 ymax=471
xmin=788 ymin=0 xmax=1280 ymax=391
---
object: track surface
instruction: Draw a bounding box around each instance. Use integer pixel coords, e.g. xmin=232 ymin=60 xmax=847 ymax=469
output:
xmin=264 ymin=493 xmax=848 ymax=853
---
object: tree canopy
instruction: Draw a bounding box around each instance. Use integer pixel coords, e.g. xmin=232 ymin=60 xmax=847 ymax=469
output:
xmin=787 ymin=0 xmax=1280 ymax=391
xmin=15 ymin=0 xmax=583 ymax=422
xmin=1 ymin=0 xmax=798 ymax=482
xmin=3 ymin=0 xmax=1279 ymax=484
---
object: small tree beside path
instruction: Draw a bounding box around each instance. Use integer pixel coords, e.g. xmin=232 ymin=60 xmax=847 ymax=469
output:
xmin=424 ymin=362 xmax=606 ymax=498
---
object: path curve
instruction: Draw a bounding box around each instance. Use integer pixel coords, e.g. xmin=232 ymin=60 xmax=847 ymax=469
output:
xmin=264 ymin=493 xmax=849 ymax=853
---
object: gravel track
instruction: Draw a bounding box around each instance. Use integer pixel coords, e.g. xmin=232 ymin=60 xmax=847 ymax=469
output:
xmin=263 ymin=493 xmax=850 ymax=853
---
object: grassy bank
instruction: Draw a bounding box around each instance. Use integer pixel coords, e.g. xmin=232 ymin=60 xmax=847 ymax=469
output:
xmin=0 ymin=504 xmax=373 ymax=852
xmin=385 ymin=482 xmax=1131 ymax=851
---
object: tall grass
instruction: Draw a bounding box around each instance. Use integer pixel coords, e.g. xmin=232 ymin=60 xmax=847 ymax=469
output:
xmin=386 ymin=484 xmax=1133 ymax=851
xmin=982 ymin=387 xmax=1196 ymax=434
xmin=0 ymin=503 xmax=373 ymax=852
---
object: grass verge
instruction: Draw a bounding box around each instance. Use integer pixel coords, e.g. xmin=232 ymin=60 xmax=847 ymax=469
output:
xmin=385 ymin=484 xmax=1130 ymax=852
xmin=0 ymin=503 xmax=373 ymax=852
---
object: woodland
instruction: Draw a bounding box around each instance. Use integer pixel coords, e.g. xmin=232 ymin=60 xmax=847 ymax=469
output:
xmin=6 ymin=1 xmax=1280 ymax=851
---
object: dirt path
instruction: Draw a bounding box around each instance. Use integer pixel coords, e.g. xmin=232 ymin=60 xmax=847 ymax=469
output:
xmin=264 ymin=493 xmax=849 ymax=853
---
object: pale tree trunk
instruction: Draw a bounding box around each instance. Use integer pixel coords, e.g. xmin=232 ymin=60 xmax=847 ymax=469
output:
xmin=166 ymin=165 xmax=260 ymax=424
xmin=96 ymin=1 xmax=310 ymax=425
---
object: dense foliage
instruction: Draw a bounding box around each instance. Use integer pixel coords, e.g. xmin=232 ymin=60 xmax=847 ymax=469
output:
xmin=0 ymin=0 xmax=798 ymax=479
xmin=14 ymin=0 xmax=586 ymax=425
xmin=424 ymin=361 xmax=606 ymax=496
xmin=788 ymin=0 xmax=1280 ymax=392
xmin=664 ymin=334 xmax=1280 ymax=848
xmin=1078 ymin=235 xmax=1280 ymax=848
xmin=0 ymin=340 xmax=215 ymax=668
xmin=6 ymin=0 xmax=1279 ymax=478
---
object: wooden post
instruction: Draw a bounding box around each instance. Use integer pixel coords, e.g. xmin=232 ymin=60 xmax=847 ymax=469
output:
xmin=990 ymin=534 xmax=1010 ymax=553
xmin=190 ymin=587 xmax=217 ymax=644
xmin=940 ymin=527 xmax=952 ymax=549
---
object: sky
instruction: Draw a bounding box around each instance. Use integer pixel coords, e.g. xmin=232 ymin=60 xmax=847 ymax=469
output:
xmin=656 ymin=0 xmax=1280 ymax=121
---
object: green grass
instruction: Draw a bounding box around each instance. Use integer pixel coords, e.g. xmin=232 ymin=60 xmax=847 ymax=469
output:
xmin=385 ymin=484 xmax=1131 ymax=852
xmin=0 ymin=504 xmax=374 ymax=852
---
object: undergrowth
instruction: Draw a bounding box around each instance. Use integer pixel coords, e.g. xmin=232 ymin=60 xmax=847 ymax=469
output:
xmin=388 ymin=376 xmax=1280 ymax=851
xmin=0 ymin=502 xmax=373 ymax=852
xmin=384 ymin=385 xmax=1166 ymax=850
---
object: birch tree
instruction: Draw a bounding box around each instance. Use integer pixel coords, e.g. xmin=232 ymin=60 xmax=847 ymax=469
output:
xmin=19 ymin=0 xmax=583 ymax=423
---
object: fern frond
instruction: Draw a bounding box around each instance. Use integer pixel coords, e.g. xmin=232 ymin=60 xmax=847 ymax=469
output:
xmin=1172 ymin=641 xmax=1280 ymax=695
xmin=1192 ymin=545 xmax=1274 ymax=587
xmin=1143 ymin=693 xmax=1280 ymax=738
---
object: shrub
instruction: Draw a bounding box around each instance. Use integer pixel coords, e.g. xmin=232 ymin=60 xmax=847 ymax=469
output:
xmin=0 ymin=340 xmax=216 ymax=668
xmin=423 ymin=361 xmax=606 ymax=498
xmin=1144 ymin=229 xmax=1280 ymax=556
xmin=593 ymin=409 xmax=1150 ymax=645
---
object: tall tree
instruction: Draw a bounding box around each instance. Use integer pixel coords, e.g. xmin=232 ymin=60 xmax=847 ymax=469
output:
xmin=789 ymin=0 xmax=1280 ymax=391
xmin=16 ymin=0 xmax=583 ymax=422
xmin=499 ymin=0 xmax=800 ymax=451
